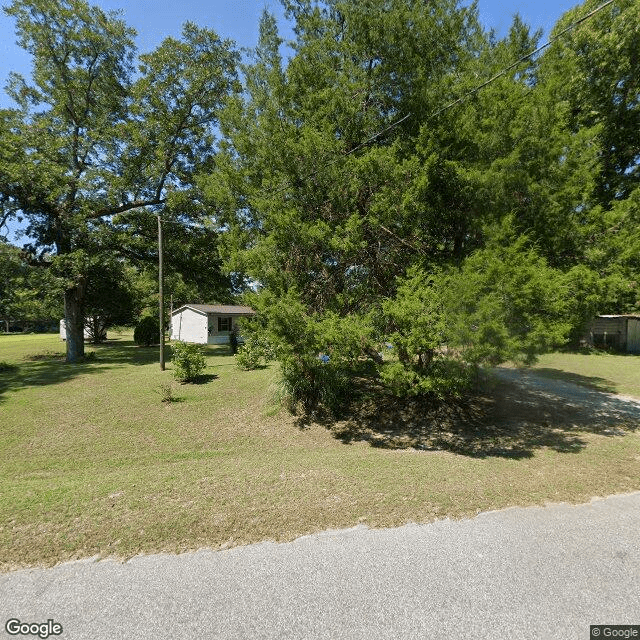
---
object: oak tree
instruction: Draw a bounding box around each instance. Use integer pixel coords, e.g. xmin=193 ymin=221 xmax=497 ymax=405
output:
xmin=0 ymin=0 xmax=238 ymax=361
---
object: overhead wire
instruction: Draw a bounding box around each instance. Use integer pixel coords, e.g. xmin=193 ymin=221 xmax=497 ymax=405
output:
xmin=427 ymin=0 xmax=616 ymax=120
xmin=263 ymin=0 xmax=617 ymax=197
xmin=153 ymin=0 xmax=617 ymax=224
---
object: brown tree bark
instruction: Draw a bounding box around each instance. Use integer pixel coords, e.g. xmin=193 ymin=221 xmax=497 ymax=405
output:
xmin=64 ymin=278 xmax=87 ymax=363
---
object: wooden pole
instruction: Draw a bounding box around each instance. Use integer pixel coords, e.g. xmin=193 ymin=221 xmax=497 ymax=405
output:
xmin=158 ymin=215 xmax=165 ymax=371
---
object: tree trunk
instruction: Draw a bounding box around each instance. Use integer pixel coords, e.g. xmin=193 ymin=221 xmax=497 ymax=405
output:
xmin=64 ymin=279 xmax=87 ymax=363
xmin=397 ymin=345 xmax=410 ymax=365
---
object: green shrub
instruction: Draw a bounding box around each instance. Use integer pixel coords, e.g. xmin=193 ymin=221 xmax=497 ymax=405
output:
xmin=255 ymin=292 xmax=375 ymax=414
xmin=229 ymin=330 xmax=239 ymax=355
xmin=380 ymin=359 xmax=475 ymax=399
xmin=442 ymin=233 xmax=570 ymax=366
xmin=155 ymin=382 xmax=176 ymax=403
xmin=279 ymin=354 xmax=350 ymax=414
xmin=235 ymin=335 xmax=274 ymax=370
xmin=171 ymin=341 xmax=206 ymax=382
xmin=133 ymin=316 xmax=158 ymax=346
xmin=378 ymin=231 xmax=571 ymax=399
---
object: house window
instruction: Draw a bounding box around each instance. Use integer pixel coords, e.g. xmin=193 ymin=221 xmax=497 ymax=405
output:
xmin=218 ymin=317 xmax=232 ymax=332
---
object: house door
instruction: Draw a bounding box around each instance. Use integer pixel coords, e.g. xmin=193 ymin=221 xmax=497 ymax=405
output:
xmin=627 ymin=319 xmax=640 ymax=354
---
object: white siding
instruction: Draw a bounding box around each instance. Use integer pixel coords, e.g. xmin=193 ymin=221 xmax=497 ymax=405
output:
xmin=59 ymin=319 xmax=99 ymax=341
xmin=171 ymin=308 xmax=207 ymax=344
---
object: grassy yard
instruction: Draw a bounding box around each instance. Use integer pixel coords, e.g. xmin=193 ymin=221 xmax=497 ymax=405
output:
xmin=1 ymin=333 xmax=639 ymax=571
xmin=531 ymin=351 xmax=640 ymax=398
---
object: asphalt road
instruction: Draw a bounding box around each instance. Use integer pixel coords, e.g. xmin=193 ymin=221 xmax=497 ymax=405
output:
xmin=2 ymin=492 xmax=639 ymax=640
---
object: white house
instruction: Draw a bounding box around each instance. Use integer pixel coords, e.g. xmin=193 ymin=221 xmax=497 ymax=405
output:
xmin=60 ymin=318 xmax=106 ymax=342
xmin=170 ymin=304 xmax=255 ymax=345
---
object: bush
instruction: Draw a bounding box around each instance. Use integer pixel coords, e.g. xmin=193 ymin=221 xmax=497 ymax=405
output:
xmin=235 ymin=335 xmax=274 ymax=370
xmin=133 ymin=316 xmax=158 ymax=346
xmin=155 ymin=382 xmax=176 ymax=403
xmin=380 ymin=359 xmax=475 ymax=399
xmin=378 ymin=231 xmax=572 ymax=399
xmin=256 ymin=292 xmax=374 ymax=414
xmin=279 ymin=354 xmax=350 ymax=414
xmin=442 ymin=233 xmax=570 ymax=365
xmin=171 ymin=341 xmax=206 ymax=382
xmin=229 ymin=330 xmax=239 ymax=355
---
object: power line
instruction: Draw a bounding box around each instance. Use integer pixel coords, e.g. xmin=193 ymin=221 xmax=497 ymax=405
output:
xmin=362 ymin=0 xmax=616 ymax=142
xmin=130 ymin=0 xmax=619 ymax=224
xmin=428 ymin=0 xmax=616 ymax=120
xmin=267 ymin=0 xmax=616 ymax=196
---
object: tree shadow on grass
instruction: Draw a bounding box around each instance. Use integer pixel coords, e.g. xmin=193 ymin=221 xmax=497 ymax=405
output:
xmin=0 ymin=340 xmax=163 ymax=403
xmin=185 ymin=374 xmax=219 ymax=385
xmin=79 ymin=340 xmax=233 ymax=368
xmin=309 ymin=370 xmax=640 ymax=459
xmin=0 ymin=354 xmax=115 ymax=405
xmin=92 ymin=341 xmax=173 ymax=366
xmin=527 ymin=368 xmax=617 ymax=394
xmin=0 ymin=338 xmax=238 ymax=403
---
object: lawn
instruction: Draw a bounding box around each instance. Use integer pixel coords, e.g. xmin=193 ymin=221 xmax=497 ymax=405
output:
xmin=0 ymin=333 xmax=639 ymax=571
xmin=531 ymin=351 xmax=640 ymax=398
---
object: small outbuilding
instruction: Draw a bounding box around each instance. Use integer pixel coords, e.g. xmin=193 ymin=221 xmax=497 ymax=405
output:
xmin=60 ymin=318 xmax=107 ymax=342
xmin=170 ymin=304 xmax=255 ymax=345
xmin=584 ymin=315 xmax=640 ymax=353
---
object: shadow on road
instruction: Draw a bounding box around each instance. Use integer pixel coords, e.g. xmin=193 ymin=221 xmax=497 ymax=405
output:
xmin=526 ymin=368 xmax=617 ymax=394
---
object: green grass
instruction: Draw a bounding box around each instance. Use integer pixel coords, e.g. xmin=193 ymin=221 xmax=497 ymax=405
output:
xmin=531 ymin=351 xmax=640 ymax=398
xmin=0 ymin=333 xmax=639 ymax=570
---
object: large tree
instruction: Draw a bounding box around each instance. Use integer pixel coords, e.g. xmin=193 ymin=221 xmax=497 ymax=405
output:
xmin=207 ymin=0 xmax=640 ymax=413
xmin=0 ymin=0 xmax=238 ymax=361
xmin=208 ymin=1 xmax=483 ymax=309
xmin=204 ymin=2 xmax=573 ymax=411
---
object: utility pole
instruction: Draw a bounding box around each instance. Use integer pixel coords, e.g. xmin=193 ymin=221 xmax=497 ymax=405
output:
xmin=158 ymin=215 xmax=165 ymax=371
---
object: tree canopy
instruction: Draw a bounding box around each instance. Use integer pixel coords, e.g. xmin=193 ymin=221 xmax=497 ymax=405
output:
xmin=204 ymin=0 xmax=639 ymax=412
xmin=0 ymin=0 xmax=239 ymax=360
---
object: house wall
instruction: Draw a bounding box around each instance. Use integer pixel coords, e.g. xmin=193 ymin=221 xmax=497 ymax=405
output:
xmin=627 ymin=319 xmax=640 ymax=353
xmin=171 ymin=308 xmax=207 ymax=344
xmin=207 ymin=314 xmax=243 ymax=345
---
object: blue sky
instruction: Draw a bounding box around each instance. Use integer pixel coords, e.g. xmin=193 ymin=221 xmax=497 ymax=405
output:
xmin=0 ymin=0 xmax=581 ymax=111
xmin=0 ymin=0 xmax=580 ymax=243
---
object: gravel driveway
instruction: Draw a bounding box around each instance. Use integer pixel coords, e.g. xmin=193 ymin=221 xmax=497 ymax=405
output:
xmin=493 ymin=367 xmax=640 ymax=428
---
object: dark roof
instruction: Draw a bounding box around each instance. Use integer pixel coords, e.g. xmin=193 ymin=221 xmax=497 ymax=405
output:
xmin=172 ymin=304 xmax=255 ymax=316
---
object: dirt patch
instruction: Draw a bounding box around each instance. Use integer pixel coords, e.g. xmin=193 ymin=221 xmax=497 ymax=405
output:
xmin=315 ymin=369 xmax=640 ymax=458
